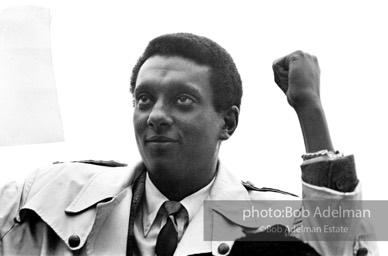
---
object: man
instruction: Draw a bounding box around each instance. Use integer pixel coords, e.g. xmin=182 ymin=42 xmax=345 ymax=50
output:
xmin=0 ymin=33 xmax=376 ymax=255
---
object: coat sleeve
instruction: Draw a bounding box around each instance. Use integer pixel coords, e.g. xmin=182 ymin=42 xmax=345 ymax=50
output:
xmin=300 ymin=155 xmax=378 ymax=256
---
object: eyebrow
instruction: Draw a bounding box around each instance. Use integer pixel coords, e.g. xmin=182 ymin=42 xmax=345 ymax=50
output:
xmin=134 ymin=82 xmax=202 ymax=98
xmin=133 ymin=83 xmax=152 ymax=96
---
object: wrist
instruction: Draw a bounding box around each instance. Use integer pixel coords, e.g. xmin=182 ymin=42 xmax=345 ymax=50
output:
xmin=292 ymin=97 xmax=323 ymax=114
xmin=294 ymin=99 xmax=334 ymax=152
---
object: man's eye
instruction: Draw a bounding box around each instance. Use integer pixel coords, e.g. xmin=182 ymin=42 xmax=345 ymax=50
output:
xmin=137 ymin=94 xmax=152 ymax=105
xmin=177 ymin=95 xmax=194 ymax=105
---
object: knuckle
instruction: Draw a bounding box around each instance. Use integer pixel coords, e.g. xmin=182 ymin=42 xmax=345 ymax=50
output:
xmin=272 ymin=57 xmax=283 ymax=67
xmin=293 ymin=50 xmax=304 ymax=55
xmin=288 ymin=50 xmax=303 ymax=62
xmin=291 ymin=50 xmax=320 ymax=64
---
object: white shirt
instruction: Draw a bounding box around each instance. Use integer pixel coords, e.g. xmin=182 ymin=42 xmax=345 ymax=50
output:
xmin=134 ymin=172 xmax=215 ymax=256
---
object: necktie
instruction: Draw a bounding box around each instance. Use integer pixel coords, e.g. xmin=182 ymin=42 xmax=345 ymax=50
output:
xmin=155 ymin=201 xmax=186 ymax=256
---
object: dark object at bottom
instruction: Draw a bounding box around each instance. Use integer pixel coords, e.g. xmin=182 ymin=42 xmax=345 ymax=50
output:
xmin=229 ymin=225 xmax=320 ymax=256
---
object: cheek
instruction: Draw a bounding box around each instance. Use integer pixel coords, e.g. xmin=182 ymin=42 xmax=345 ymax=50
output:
xmin=133 ymin=112 xmax=147 ymax=136
xmin=180 ymin=113 xmax=222 ymax=142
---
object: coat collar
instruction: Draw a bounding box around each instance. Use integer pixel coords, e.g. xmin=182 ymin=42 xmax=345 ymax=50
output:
xmin=18 ymin=160 xmax=291 ymax=255
xmin=176 ymin=162 xmax=297 ymax=256
xmin=175 ymin=162 xmax=259 ymax=256
xmin=19 ymin=161 xmax=145 ymax=251
xmin=209 ymin=162 xmax=251 ymax=201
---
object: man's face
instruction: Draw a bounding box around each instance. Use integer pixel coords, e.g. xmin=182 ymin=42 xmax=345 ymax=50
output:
xmin=133 ymin=55 xmax=225 ymax=181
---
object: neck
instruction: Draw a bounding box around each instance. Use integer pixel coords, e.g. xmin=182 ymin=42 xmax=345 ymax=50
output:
xmin=147 ymin=162 xmax=218 ymax=201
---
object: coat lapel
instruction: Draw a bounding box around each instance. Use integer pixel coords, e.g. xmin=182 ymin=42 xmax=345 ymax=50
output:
xmin=174 ymin=163 xmax=253 ymax=256
xmin=126 ymin=169 xmax=147 ymax=256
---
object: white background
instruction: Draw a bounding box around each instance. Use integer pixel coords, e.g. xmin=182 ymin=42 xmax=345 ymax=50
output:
xmin=1 ymin=0 xmax=387 ymax=253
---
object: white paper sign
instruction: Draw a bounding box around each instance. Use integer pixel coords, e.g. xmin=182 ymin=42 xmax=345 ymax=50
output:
xmin=0 ymin=6 xmax=64 ymax=146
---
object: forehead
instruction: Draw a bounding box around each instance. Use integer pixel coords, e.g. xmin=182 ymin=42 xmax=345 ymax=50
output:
xmin=135 ymin=55 xmax=211 ymax=92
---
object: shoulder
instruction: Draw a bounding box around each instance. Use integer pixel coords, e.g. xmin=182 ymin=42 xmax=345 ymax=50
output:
xmin=30 ymin=160 xmax=128 ymax=186
xmin=20 ymin=160 xmax=139 ymax=205
xmin=53 ymin=159 xmax=128 ymax=167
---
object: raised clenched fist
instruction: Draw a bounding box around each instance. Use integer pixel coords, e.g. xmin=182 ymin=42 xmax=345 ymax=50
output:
xmin=272 ymin=51 xmax=321 ymax=109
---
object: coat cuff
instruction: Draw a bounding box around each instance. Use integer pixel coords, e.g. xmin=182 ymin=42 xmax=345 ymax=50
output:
xmin=301 ymin=155 xmax=359 ymax=192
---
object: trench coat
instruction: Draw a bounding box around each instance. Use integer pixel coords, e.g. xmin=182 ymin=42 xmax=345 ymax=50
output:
xmin=0 ymin=159 xmax=377 ymax=256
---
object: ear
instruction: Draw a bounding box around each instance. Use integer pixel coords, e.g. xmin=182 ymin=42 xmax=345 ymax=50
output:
xmin=219 ymin=106 xmax=239 ymax=141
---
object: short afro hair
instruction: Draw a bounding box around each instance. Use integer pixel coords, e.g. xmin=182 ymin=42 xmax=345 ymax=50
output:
xmin=130 ymin=33 xmax=242 ymax=112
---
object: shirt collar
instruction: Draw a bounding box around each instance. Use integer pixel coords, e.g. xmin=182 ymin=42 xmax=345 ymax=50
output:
xmin=142 ymin=172 xmax=215 ymax=236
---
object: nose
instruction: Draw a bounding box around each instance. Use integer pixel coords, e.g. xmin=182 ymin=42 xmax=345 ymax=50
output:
xmin=146 ymin=100 xmax=173 ymax=128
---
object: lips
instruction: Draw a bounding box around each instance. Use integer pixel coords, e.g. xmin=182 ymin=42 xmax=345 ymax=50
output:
xmin=145 ymin=135 xmax=177 ymax=143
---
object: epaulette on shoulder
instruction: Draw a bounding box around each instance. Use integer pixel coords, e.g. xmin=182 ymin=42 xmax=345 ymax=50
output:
xmin=242 ymin=180 xmax=298 ymax=198
xmin=53 ymin=160 xmax=128 ymax=167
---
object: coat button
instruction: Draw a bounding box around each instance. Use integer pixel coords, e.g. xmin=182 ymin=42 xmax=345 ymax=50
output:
xmin=336 ymin=178 xmax=345 ymax=190
xmin=218 ymin=243 xmax=230 ymax=255
xmin=356 ymin=247 xmax=368 ymax=256
xmin=68 ymin=235 xmax=80 ymax=248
